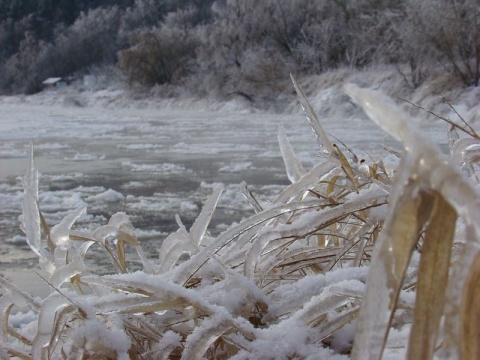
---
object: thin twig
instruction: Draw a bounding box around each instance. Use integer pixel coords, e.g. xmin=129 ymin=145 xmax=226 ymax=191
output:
xmin=441 ymin=95 xmax=479 ymax=138
xmin=396 ymin=96 xmax=479 ymax=139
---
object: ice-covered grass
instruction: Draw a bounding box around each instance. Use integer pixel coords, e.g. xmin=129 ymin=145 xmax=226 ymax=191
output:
xmin=1 ymin=78 xmax=479 ymax=359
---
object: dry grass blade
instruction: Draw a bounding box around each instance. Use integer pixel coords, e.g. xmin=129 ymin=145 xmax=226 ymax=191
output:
xmin=38 ymin=206 xmax=54 ymax=253
xmin=460 ymin=247 xmax=480 ymax=359
xmin=1 ymin=302 xmax=14 ymax=343
xmin=325 ymin=175 xmax=340 ymax=196
xmin=333 ymin=144 xmax=359 ymax=190
xmin=407 ymin=193 xmax=457 ymax=360
xmin=7 ymin=326 xmax=32 ymax=346
xmin=115 ymin=238 xmax=127 ymax=273
xmin=5 ymin=348 xmax=31 ymax=360
xmin=351 ymin=182 xmax=433 ymax=360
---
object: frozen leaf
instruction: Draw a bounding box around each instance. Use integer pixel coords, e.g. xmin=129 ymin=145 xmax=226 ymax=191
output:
xmin=50 ymin=206 xmax=86 ymax=249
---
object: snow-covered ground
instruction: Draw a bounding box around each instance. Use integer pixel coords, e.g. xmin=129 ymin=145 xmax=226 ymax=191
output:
xmin=0 ymin=82 xmax=451 ymax=295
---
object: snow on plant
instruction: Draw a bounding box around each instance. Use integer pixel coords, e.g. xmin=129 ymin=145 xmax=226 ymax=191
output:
xmin=1 ymin=78 xmax=478 ymax=359
xmin=345 ymin=83 xmax=480 ymax=359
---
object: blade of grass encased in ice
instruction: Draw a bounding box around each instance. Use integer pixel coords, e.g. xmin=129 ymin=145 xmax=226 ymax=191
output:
xmin=407 ymin=193 xmax=456 ymax=360
xmin=278 ymin=125 xmax=307 ymax=183
xmin=181 ymin=319 xmax=230 ymax=360
xmin=460 ymin=247 xmax=480 ymax=359
xmin=351 ymin=182 xmax=433 ymax=360
xmin=291 ymin=74 xmax=336 ymax=155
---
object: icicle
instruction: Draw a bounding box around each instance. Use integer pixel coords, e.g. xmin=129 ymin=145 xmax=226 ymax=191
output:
xmin=240 ymin=181 xmax=263 ymax=213
xmin=291 ymin=74 xmax=336 ymax=155
xmin=278 ymin=125 xmax=307 ymax=183
xmin=21 ymin=142 xmax=44 ymax=259
xmin=344 ymin=83 xmax=416 ymax=145
xmin=190 ymin=185 xmax=223 ymax=246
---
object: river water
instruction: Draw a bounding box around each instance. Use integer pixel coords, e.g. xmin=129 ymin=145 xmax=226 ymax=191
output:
xmin=0 ymin=101 xmax=448 ymax=296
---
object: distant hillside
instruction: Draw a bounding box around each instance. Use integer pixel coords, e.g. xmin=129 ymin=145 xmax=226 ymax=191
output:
xmin=0 ymin=0 xmax=478 ymax=106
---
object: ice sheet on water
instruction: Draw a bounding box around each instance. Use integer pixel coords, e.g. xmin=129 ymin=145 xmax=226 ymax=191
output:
xmin=126 ymin=194 xmax=198 ymax=213
xmin=218 ymin=161 xmax=254 ymax=173
xmin=88 ymin=189 xmax=125 ymax=203
xmin=0 ymin=149 xmax=27 ymax=158
xmin=34 ymin=142 xmax=70 ymax=150
xmin=8 ymin=310 xmax=36 ymax=329
xmin=122 ymin=161 xmax=190 ymax=174
xmin=117 ymin=143 xmax=161 ymax=150
xmin=66 ymin=153 xmax=105 ymax=161
xmin=38 ymin=190 xmax=87 ymax=211
xmin=5 ymin=234 xmax=26 ymax=244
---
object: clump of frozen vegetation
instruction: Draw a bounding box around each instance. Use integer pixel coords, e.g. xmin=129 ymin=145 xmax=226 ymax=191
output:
xmin=2 ymin=77 xmax=479 ymax=359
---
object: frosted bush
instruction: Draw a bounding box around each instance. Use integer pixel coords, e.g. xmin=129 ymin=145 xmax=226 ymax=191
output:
xmin=2 ymin=78 xmax=479 ymax=359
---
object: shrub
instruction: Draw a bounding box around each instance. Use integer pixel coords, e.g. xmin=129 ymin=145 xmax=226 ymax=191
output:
xmin=119 ymin=25 xmax=198 ymax=87
xmin=403 ymin=0 xmax=480 ymax=87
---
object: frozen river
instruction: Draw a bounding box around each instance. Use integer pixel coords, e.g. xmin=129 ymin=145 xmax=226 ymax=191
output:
xmin=0 ymin=100 xmax=448 ymax=295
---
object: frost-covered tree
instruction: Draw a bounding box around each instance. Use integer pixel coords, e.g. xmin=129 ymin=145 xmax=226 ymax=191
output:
xmin=119 ymin=24 xmax=198 ymax=87
xmin=34 ymin=6 xmax=122 ymax=80
xmin=2 ymin=32 xmax=47 ymax=93
xmin=403 ymin=0 xmax=480 ymax=87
